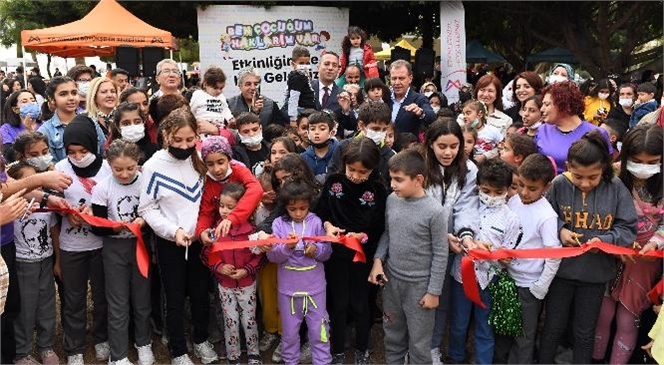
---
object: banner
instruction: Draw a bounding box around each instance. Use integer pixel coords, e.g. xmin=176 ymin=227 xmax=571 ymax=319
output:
xmin=439 ymin=1 xmax=467 ymax=104
xmin=197 ymin=5 xmax=349 ymax=103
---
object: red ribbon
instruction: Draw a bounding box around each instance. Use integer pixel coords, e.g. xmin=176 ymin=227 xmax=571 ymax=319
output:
xmin=461 ymin=242 xmax=664 ymax=309
xmin=210 ymin=235 xmax=366 ymax=263
xmin=49 ymin=208 xmax=149 ymax=278
xmin=648 ymin=278 xmax=664 ymax=306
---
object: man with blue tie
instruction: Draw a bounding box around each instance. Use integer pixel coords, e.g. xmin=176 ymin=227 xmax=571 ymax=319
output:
xmin=311 ymin=52 xmax=357 ymax=137
xmin=389 ymin=60 xmax=436 ymax=136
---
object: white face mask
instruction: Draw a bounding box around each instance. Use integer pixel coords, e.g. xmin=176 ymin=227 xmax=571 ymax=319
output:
xmin=626 ymin=161 xmax=661 ymax=180
xmin=121 ymin=124 xmax=145 ymax=143
xmin=528 ymin=121 xmax=542 ymax=130
xmin=598 ymin=92 xmax=610 ymax=100
xmin=27 ymin=154 xmax=53 ymax=171
xmin=547 ymin=74 xmax=567 ymax=84
xmin=365 ymin=129 xmax=386 ymax=145
xmin=432 ymin=106 xmax=441 ymax=114
xmin=240 ymin=132 xmax=263 ymax=147
xmin=77 ymin=81 xmax=90 ymax=97
xmin=423 ymin=91 xmax=433 ymax=98
xmin=478 ymin=191 xmax=507 ymax=208
xmin=69 ymin=152 xmax=96 ymax=168
xmin=618 ymin=98 xmax=634 ymax=108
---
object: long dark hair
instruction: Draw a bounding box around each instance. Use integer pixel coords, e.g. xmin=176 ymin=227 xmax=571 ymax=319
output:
xmin=619 ymin=124 xmax=662 ymax=205
xmin=421 ymin=118 xmax=468 ymax=190
xmin=341 ymin=26 xmax=367 ymax=61
xmin=567 ymin=130 xmax=613 ymax=183
xmin=271 ymin=153 xmax=321 ymax=193
xmin=107 ymin=102 xmax=146 ymax=145
xmin=276 ymin=177 xmax=317 ymax=221
xmin=1 ymin=89 xmax=35 ymax=127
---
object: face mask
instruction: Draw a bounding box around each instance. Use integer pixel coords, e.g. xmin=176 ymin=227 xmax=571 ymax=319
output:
xmin=423 ymin=91 xmax=433 ymax=98
xmin=77 ymin=81 xmax=90 ymax=96
xmin=296 ymin=64 xmax=311 ymax=76
xmin=19 ymin=102 xmax=41 ymax=120
xmin=69 ymin=152 xmax=96 ymax=168
xmin=547 ymin=74 xmax=567 ymax=84
xmin=478 ymin=191 xmax=507 ymax=208
xmin=470 ymin=118 xmax=480 ymax=129
xmin=432 ymin=106 xmax=441 ymax=114
xmin=365 ymin=129 xmax=386 ymax=145
xmin=528 ymin=121 xmax=542 ymax=130
xmin=27 ymin=154 xmax=53 ymax=171
xmin=121 ymin=124 xmax=145 ymax=143
xmin=618 ymin=98 xmax=634 ymax=108
xmin=626 ymin=161 xmax=661 ymax=180
xmin=598 ymin=92 xmax=610 ymax=100
xmin=240 ymin=132 xmax=263 ymax=147
xmin=168 ymin=145 xmax=195 ymax=160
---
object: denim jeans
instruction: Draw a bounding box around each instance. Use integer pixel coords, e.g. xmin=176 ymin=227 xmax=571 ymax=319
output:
xmin=448 ymin=279 xmax=494 ymax=364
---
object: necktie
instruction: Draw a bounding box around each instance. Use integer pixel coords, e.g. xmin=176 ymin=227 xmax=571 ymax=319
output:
xmin=322 ymin=86 xmax=330 ymax=108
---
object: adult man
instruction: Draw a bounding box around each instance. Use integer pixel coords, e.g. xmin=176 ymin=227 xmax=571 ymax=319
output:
xmin=311 ymin=51 xmax=356 ymax=137
xmin=389 ymin=60 xmax=436 ymax=136
xmin=110 ymin=68 xmax=130 ymax=93
xmin=344 ymin=64 xmax=361 ymax=85
xmin=227 ymin=67 xmax=288 ymax=128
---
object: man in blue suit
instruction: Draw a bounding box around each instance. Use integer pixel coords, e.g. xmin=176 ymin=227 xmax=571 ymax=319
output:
xmin=389 ymin=60 xmax=436 ymax=136
xmin=311 ymin=51 xmax=357 ymax=138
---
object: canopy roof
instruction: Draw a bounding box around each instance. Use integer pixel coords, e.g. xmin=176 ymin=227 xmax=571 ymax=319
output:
xmin=466 ymin=40 xmax=505 ymax=64
xmin=526 ymin=47 xmax=578 ymax=64
xmin=20 ymin=0 xmax=176 ymax=58
xmin=375 ymin=40 xmax=418 ymax=61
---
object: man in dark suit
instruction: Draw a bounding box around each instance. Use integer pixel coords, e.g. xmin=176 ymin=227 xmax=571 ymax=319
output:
xmin=389 ymin=60 xmax=436 ymax=136
xmin=227 ymin=67 xmax=288 ymax=128
xmin=311 ymin=51 xmax=356 ymax=137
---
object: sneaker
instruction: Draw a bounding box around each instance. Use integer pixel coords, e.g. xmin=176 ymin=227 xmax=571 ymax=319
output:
xmin=135 ymin=343 xmax=155 ymax=365
xmin=109 ymin=357 xmax=134 ymax=365
xmin=259 ymin=331 xmax=279 ymax=352
xmin=161 ymin=333 xmax=169 ymax=346
xmin=299 ymin=342 xmax=312 ymax=363
xmin=271 ymin=341 xmax=283 ymax=363
xmin=171 ymin=354 xmax=194 ymax=365
xmin=67 ymin=354 xmax=85 ymax=365
xmin=15 ymin=355 xmax=40 ymax=365
xmin=431 ymin=348 xmax=443 ymax=365
xmin=331 ymin=353 xmax=345 ymax=364
xmin=248 ymin=355 xmax=263 ymax=364
xmin=355 ymin=350 xmax=371 ymax=364
xmin=95 ymin=341 xmax=111 ymax=361
xmin=40 ymin=349 xmax=60 ymax=365
xmin=193 ymin=340 xmax=218 ymax=364
xmin=227 ymin=358 xmax=240 ymax=365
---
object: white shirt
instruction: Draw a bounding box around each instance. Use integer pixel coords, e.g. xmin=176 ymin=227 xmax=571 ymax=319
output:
xmin=487 ymin=109 xmax=513 ymax=136
xmin=189 ymin=89 xmax=234 ymax=126
xmin=391 ymin=88 xmax=411 ymax=122
xmin=475 ymin=124 xmax=504 ymax=157
xmin=14 ymin=211 xmax=55 ymax=261
xmin=349 ymin=47 xmax=364 ymax=66
xmin=318 ymin=81 xmax=334 ymax=107
xmin=91 ymin=173 xmax=143 ymax=239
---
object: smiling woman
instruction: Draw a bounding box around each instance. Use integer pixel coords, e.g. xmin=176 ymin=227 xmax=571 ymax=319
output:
xmin=86 ymin=77 xmax=118 ymax=137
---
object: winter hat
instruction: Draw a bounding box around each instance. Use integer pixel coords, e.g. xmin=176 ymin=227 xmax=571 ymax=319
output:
xmin=201 ymin=135 xmax=233 ymax=160
xmin=551 ymin=63 xmax=575 ymax=81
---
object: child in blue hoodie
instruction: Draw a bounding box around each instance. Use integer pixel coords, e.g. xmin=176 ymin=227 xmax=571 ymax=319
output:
xmin=300 ymin=111 xmax=339 ymax=184
xmin=539 ymin=130 xmax=638 ymax=364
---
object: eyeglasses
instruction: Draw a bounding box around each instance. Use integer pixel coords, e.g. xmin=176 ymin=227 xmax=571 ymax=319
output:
xmin=158 ymin=69 xmax=181 ymax=76
xmin=76 ymin=78 xmax=92 ymax=83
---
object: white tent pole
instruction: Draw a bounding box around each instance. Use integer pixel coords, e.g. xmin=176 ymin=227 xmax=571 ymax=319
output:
xmin=21 ymin=46 xmax=28 ymax=86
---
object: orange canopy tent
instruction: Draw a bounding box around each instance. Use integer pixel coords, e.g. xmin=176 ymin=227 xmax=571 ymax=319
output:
xmin=20 ymin=0 xmax=177 ymax=58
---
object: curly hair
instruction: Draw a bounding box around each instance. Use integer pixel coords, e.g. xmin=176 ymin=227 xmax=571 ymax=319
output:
xmin=541 ymin=81 xmax=585 ymax=118
xmin=341 ymin=26 xmax=368 ymax=59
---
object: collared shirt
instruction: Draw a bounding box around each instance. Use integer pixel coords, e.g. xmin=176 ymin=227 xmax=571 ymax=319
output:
xmin=318 ymin=81 xmax=334 ymax=107
xmin=390 ymin=88 xmax=411 ymax=122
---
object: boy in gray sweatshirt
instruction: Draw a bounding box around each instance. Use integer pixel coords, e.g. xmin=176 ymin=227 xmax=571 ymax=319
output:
xmin=370 ymin=149 xmax=448 ymax=364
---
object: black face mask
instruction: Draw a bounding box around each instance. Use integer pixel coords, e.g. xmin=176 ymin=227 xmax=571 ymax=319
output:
xmin=168 ymin=146 xmax=195 ymax=160
xmin=311 ymin=139 xmax=329 ymax=149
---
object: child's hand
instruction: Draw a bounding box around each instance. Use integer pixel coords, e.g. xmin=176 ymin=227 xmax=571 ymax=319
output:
xmin=560 ymin=228 xmax=583 ymax=247
xmin=324 ymin=222 xmax=345 ymax=238
xmin=586 ymin=237 xmax=601 ymax=253
xmin=448 ymin=234 xmax=464 ymax=254
xmin=304 ymin=243 xmax=317 ymax=257
xmin=53 ymin=259 xmax=62 ymax=279
xmin=498 ymin=258 xmax=513 ymax=266
xmin=218 ymin=264 xmax=235 ymax=276
xmin=654 ymin=305 xmax=661 ymax=314
xmin=642 ymin=340 xmax=654 ymax=358
xmin=200 ymin=229 xmax=215 ymax=246
xmin=368 ymin=259 xmax=385 ymax=285
xmin=229 ymin=268 xmax=247 ymax=280
xmin=419 ymin=293 xmax=439 ymax=309
xmin=131 ymin=217 xmax=146 ymax=228
xmin=347 ymin=232 xmax=368 ymax=243
xmin=175 ymin=228 xmax=193 ymax=247
xmin=215 ymin=218 xmax=233 ymax=238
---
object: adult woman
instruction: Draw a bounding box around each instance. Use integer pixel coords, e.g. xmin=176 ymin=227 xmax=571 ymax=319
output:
xmin=583 ymin=78 xmax=615 ymax=126
xmin=535 ymin=81 xmax=611 ymax=174
xmin=504 ymin=71 xmax=544 ymax=125
xmin=86 ymin=77 xmax=118 ymax=137
xmin=473 ymin=74 xmax=512 ymax=135
xmin=1 ymin=90 xmax=40 ymax=162
xmin=420 ymin=82 xmax=438 ymax=95
xmin=547 ymin=63 xmax=575 ymax=85
xmin=27 ymin=77 xmax=47 ymax=107
xmin=606 ymin=83 xmax=637 ymax=130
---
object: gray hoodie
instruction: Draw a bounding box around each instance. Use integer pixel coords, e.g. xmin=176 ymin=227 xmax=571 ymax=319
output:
xmin=545 ymin=173 xmax=637 ymax=283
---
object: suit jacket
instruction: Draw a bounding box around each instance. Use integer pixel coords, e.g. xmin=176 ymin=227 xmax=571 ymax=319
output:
xmin=227 ymin=95 xmax=288 ymax=128
xmin=392 ymin=89 xmax=436 ymax=136
xmin=312 ymin=79 xmax=357 ymax=137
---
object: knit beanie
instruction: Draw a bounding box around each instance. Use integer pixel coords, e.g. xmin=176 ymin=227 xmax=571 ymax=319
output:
xmin=201 ymin=136 xmax=233 ymax=161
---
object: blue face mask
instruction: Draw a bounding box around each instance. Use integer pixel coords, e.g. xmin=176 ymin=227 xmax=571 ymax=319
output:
xmin=19 ymin=102 xmax=41 ymax=120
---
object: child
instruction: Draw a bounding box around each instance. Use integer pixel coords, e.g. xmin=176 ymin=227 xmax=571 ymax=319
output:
xmin=505 ymin=123 xmax=520 ymax=139
xmin=583 ymin=78 xmax=614 ymax=125
xmin=447 ymin=159 xmax=521 ymax=365
xmin=232 ymin=112 xmax=270 ymax=175
xmin=300 ymin=111 xmax=339 ymax=183
xmin=327 ymin=101 xmax=395 ymax=186
xmin=189 ymin=67 xmax=235 ymax=130
xmin=13 ymin=132 xmax=53 ymax=172
xmin=107 ymin=102 xmax=159 ymax=164
xmin=392 ymin=132 xmax=419 ymax=152
xmin=253 ymin=137 xmax=297 ymax=178
xmin=284 ymin=127 xmax=302 ymax=152
xmin=592 ymin=124 xmax=663 ymax=364
xmin=517 ymin=95 xmax=543 ymax=137
xmin=90 ymin=139 xmax=154 ymax=365
xmin=55 ymin=115 xmax=111 ymax=364
xmin=493 ymin=154 xmax=561 ymax=364
xmin=500 ymin=133 xmax=538 ymax=168
xmin=385 ymin=123 xmax=396 ymax=149
xmin=266 ymin=178 xmax=333 ymax=365
xmin=599 ymin=118 xmax=627 ymax=162
xmin=37 ymin=77 xmax=81 ymax=162
xmin=316 ymin=138 xmax=388 ymax=364
xmin=283 ymin=46 xmax=316 ymax=124
xmin=295 ymin=109 xmax=316 ymax=153
xmin=539 ymin=130 xmax=638 ymax=364
xmin=363 ymin=77 xmax=391 ymax=105
xmin=369 ymin=149 xmax=448 ymax=365
xmin=201 ymin=183 xmax=263 ymax=365
xmin=8 ymin=163 xmax=59 ymax=365
xmin=462 ymin=125 xmax=478 ymax=161
xmin=630 ymin=82 xmax=658 ymax=128
xmin=338 ymin=26 xmax=379 ymax=87
xmin=462 ymin=100 xmax=503 ymax=164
